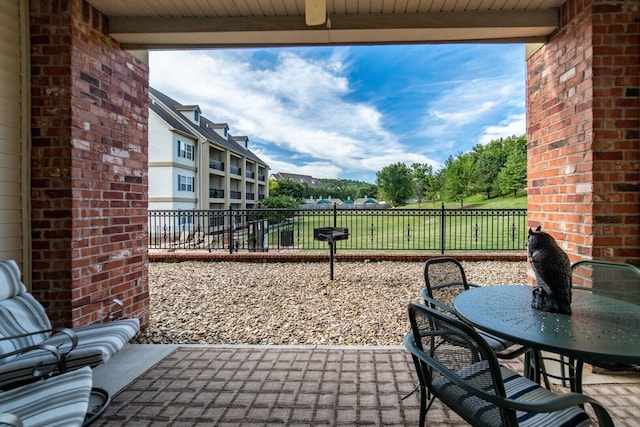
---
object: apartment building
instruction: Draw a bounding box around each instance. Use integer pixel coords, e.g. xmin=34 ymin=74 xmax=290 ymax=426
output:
xmin=148 ymin=87 xmax=269 ymax=212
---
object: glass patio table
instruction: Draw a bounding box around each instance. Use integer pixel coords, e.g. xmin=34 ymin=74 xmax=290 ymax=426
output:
xmin=454 ymin=285 xmax=640 ymax=391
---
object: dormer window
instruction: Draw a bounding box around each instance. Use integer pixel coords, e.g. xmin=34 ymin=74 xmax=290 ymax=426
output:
xmin=177 ymin=105 xmax=201 ymax=125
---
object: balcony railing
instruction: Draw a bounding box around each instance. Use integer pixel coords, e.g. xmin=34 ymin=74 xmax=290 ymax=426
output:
xmin=209 ymin=188 xmax=224 ymax=198
xmin=258 ymin=174 xmax=265 ymax=182
xmin=230 ymin=165 xmax=241 ymax=176
xmin=230 ymin=191 xmax=242 ymax=199
xmin=246 ymin=171 xmax=255 ymax=179
xmin=148 ymin=205 xmax=528 ymax=253
xmin=209 ymin=160 xmax=224 ymax=171
xmin=246 ymin=192 xmax=255 ymax=200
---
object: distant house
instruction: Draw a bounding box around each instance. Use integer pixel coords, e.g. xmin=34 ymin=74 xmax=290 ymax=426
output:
xmin=355 ymin=197 xmax=379 ymax=205
xmin=270 ymin=172 xmax=324 ymax=189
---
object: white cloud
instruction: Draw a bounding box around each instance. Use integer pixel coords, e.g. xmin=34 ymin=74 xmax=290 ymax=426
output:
xmin=478 ymin=114 xmax=526 ymax=144
xmin=150 ymin=49 xmax=435 ymax=181
xmin=420 ymin=77 xmax=525 ymax=151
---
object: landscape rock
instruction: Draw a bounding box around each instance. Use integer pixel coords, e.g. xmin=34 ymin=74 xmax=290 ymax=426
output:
xmin=134 ymin=260 xmax=528 ymax=346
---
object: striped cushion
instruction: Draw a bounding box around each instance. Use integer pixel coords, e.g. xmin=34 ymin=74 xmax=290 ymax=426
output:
xmin=40 ymin=319 xmax=140 ymax=364
xmin=478 ymin=331 xmax=514 ymax=353
xmin=0 ymin=366 xmax=92 ymax=427
xmin=0 ymin=262 xmax=27 ymax=301
xmin=432 ymin=361 xmax=590 ymax=427
xmin=0 ymin=294 xmax=52 ymax=358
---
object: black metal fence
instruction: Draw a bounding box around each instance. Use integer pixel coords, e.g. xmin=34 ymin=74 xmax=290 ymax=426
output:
xmin=148 ymin=205 xmax=527 ymax=253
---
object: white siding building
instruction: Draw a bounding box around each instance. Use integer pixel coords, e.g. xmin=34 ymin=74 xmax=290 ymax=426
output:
xmin=148 ymin=88 xmax=270 ymax=237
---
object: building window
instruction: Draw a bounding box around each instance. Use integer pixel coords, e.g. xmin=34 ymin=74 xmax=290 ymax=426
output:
xmin=178 ymin=175 xmax=194 ymax=192
xmin=194 ymin=110 xmax=199 ymax=122
xmin=177 ymin=140 xmax=195 ymax=160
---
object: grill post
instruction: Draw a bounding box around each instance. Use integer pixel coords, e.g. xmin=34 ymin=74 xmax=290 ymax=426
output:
xmin=313 ymin=227 xmax=349 ymax=280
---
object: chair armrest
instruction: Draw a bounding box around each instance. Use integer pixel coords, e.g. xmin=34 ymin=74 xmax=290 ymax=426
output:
xmin=72 ymin=298 xmax=125 ymax=321
xmin=0 ymin=413 xmax=23 ymax=427
xmin=419 ymin=291 xmax=458 ymax=316
xmin=49 ymin=328 xmax=79 ymax=355
xmin=0 ymin=328 xmax=78 ymax=357
xmin=500 ymin=392 xmax=614 ymax=426
xmin=0 ymin=344 xmax=63 ymax=380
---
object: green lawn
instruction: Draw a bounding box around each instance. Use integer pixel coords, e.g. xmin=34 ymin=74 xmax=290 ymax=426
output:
xmin=403 ymin=190 xmax=527 ymax=210
xmin=259 ymin=193 xmax=528 ymax=252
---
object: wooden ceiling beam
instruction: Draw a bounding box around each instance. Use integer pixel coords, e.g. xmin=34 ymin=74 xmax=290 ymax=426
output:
xmin=109 ymin=9 xmax=558 ymax=48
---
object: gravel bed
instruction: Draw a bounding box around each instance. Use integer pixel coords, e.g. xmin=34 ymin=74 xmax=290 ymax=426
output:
xmin=134 ymin=260 xmax=527 ymax=346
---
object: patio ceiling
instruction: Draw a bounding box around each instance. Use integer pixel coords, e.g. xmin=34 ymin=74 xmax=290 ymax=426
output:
xmin=87 ymin=0 xmax=564 ymax=49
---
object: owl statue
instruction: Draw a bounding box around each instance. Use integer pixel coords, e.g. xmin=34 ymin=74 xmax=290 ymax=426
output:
xmin=527 ymin=226 xmax=572 ymax=314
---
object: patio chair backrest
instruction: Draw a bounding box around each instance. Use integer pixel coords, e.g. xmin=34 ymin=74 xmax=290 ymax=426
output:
xmin=422 ymin=258 xmax=475 ymax=308
xmin=571 ymin=260 xmax=640 ymax=304
xmin=0 ymin=261 xmax=52 ymax=361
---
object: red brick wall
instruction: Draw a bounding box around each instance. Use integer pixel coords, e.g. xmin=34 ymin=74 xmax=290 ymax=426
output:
xmin=527 ymin=0 xmax=639 ymax=266
xmin=30 ymin=0 xmax=150 ymax=327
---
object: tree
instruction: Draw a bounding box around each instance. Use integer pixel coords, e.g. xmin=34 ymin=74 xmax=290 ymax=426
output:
xmin=411 ymin=163 xmax=434 ymax=206
xmin=271 ymin=179 xmax=307 ymax=200
xmin=376 ymin=162 xmax=413 ymax=207
xmin=355 ymin=183 xmax=378 ymax=199
xmin=318 ymin=178 xmax=379 ymax=201
xmin=257 ymin=195 xmax=300 ymax=209
xmin=474 ymin=149 xmax=505 ymax=198
xmin=497 ymin=144 xmax=527 ymax=196
xmin=441 ymin=153 xmax=475 ymax=207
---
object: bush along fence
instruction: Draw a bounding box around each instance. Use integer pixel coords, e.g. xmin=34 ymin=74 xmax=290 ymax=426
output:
xmin=148 ymin=204 xmax=527 ymax=254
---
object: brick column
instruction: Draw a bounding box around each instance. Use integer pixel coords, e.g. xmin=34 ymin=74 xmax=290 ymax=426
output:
xmin=527 ymin=0 xmax=639 ymax=266
xmin=30 ymin=0 xmax=149 ymax=327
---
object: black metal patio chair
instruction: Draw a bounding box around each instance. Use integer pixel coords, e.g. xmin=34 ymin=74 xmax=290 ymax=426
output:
xmin=404 ymin=301 xmax=614 ymax=426
xmin=421 ymin=257 xmax=528 ymax=360
xmin=536 ymin=260 xmax=640 ymax=392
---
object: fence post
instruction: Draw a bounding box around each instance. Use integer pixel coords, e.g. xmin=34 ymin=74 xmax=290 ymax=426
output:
xmin=229 ymin=205 xmax=234 ymax=254
xmin=333 ymin=203 xmax=338 ymax=255
xmin=440 ymin=203 xmax=445 ymax=254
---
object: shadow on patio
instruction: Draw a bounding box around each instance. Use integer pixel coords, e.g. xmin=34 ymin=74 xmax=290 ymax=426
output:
xmin=92 ymin=344 xmax=640 ymax=426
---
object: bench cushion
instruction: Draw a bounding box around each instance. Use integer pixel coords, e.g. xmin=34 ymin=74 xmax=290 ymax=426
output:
xmin=0 ymin=365 xmax=92 ymax=427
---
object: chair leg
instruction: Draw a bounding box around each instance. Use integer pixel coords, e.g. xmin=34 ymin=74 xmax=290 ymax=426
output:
xmin=574 ymin=359 xmax=584 ymax=394
xmin=525 ymin=350 xmax=552 ymax=389
xmin=83 ymin=387 xmax=110 ymax=426
xmin=524 ymin=351 xmax=537 ymax=380
xmin=419 ymin=385 xmax=427 ymax=426
xmin=418 ymin=385 xmax=437 ymax=427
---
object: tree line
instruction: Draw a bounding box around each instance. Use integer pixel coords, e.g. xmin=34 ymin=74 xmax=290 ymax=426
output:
xmin=377 ymin=135 xmax=527 ymax=206
xmin=264 ymin=135 xmax=527 ymax=208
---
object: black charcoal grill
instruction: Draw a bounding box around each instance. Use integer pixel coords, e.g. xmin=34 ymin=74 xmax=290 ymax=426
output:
xmin=314 ymin=227 xmax=349 ymax=280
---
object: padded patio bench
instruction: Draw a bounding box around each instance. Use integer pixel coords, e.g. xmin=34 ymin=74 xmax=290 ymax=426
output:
xmin=0 ymin=260 xmax=140 ymax=389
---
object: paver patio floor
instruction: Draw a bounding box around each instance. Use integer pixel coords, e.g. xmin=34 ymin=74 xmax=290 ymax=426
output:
xmin=94 ymin=345 xmax=640 ymax=426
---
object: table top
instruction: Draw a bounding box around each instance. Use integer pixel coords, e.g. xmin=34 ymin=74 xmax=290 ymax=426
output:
xmin=454 ymin=285 xmax=640 ymax=364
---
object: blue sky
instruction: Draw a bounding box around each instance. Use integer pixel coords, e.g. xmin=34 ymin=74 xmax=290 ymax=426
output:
xmin=150 ymin=44 xmax=526 ymax=184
